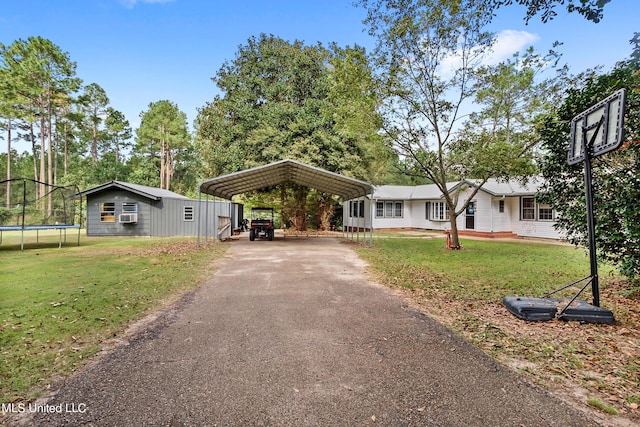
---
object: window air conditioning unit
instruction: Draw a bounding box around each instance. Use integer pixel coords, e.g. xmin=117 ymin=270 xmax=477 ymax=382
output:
xmin=119 ymin=213 xmax=138 ymax=223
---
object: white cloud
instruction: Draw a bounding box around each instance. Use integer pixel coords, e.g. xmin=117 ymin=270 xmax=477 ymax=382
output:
xmin=484 ymin=30 xmax=539 ymax=65
xmin=437 ymin=29 xmax=539 ymax=76
xmin=119 ymin=0 xmax=176 ymax=9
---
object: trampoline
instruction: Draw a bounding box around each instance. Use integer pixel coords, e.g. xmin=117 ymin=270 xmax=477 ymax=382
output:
xmin=0 ymin=178 xmax=81 ymax=250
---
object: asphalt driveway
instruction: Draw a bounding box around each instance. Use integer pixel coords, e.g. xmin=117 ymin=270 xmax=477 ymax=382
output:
xmin=11 ymin=237 xmax=594 ymax=426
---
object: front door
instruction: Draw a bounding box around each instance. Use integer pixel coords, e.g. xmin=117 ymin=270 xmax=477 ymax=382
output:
xmin=466 ymin=202 xmax=475 ymax=230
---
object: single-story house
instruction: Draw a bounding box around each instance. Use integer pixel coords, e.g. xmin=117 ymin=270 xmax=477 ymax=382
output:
xmin=78 ymin=181 xmax=242 ymax=239
xmin=344 ymin=178 xmax=564 ymax=240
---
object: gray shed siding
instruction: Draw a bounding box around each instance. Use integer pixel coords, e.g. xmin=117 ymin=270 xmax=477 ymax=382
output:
xmin=85 ymin=189 xmax=233 ymax=238
xmin=150 ymin=198 xmax=231 ymax=237
xmin=86 ymin=190 xmax=152 ymax=236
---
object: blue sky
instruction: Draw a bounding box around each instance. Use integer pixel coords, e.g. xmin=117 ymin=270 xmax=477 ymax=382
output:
xmin=1 ymin=0 xmax=637 ymax=138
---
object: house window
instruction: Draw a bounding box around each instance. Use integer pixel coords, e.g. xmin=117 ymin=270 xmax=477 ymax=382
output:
xmin=184 ymin=206 xmax=194 ymax=221
xmin=376 ymin=201 xmax=403 ymax=218
xmin=538 ymin=203 xmax=554 ymax=221
xmin=498 ymin=200 xmax=505 ymax=213
xmin=350 ymin=200 xmax=365 ymax=218
xmin=427 ymin=201 xmax=450 ymax=221
xmin=521 ymin=197 xmax=555 ymax=221
xmin=376 ymin=202 xmax=384 ymax=218
xmin=122 ymin=202 xmax=138 ymax=213
xmin=521 ymin=197 xmax=536 ymax=220
xmin=100 ymin=202 xmax=116 ymax=222
xmin=395 ymin=202 xmax=403 ymax=217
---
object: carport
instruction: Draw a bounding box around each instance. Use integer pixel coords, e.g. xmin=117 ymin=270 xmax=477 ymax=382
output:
xmin=197 ymin=159 xmax=374 ymax=246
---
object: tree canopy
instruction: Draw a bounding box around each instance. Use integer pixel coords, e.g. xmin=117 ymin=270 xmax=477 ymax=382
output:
xmin=195 ymin=33 xmax=390 ymax=183
xmin=195 ymin=34 xmax=395 ymax=230
xmin=135 ymin=100 xmax=191 ymax=191
xmin=538 ymin=37 xmax=640 ymax=285
xmin=489 ymin=0 xmax=612 ymax=24
xmin=359 ymin=0 xmax=562 ymax=248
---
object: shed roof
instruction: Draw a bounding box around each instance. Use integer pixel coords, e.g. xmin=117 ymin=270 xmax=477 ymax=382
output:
xmin=199 ymin=159 xmax=373 ymax=200
xmin=78 ymin=181 xmax=190 ymax=200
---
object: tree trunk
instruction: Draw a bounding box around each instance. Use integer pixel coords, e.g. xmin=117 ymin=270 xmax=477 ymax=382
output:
xmin=63 ymin=122 xmax=69 ymax=177
xmin=91 ymin=119 xmax=98 ymax=165
xmin=293 ymin=186 xmax=308 ymax=231
xmin=280 ymin=185 xmax=288 ymax=230
xmin=449 ymin=215 xmax=462 ymax=250
xmin=318 ymin=195 xmax=334 ymax=231
xmin=159 ymin=135 xmax=166 ymax=190
xmin=39 ymin=116 xmax=46 ymax=214
xmin=31 ymin=123 xmax=38 ymax=194
xmin=115 ymin=136 xmax=120 ymax=167
xmin=6 ymin=119 xmax=11 ymax=206
xmin=166 ymin=148 xmax=174 ymax=191
xmin=47 ymin=104 xmax=53 ymax=216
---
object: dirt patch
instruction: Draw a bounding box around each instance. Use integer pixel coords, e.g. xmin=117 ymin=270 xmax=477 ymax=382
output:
xmin=391 ymin=281 xmax=640 ymax=426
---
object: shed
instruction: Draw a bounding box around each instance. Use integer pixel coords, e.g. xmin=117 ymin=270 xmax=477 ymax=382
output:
xmin=79 ymin=181 xmax=240 ymax=238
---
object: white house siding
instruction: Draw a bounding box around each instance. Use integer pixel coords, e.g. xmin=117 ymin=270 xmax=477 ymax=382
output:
xmin=343 ymin=198 xmax=373 ymax=230
xmin=408 ymin=200 xmax=426 ymax=228
xmin=462 ymin=189 xmax=490 ymax=233
xmin=373 ymin=199 xmax=408 ymax=229
xmin=344 ymin=179 xmax=565 ymax=240
xmin=489 ymin=198 xmax=514 ymax=233
xmin=512 ymin=220 xmax=562 ymax=239
xmin=426 ymin=217 xmax=451 ymax=231
xmin=509 ymin=199 xmax=564 ymax=239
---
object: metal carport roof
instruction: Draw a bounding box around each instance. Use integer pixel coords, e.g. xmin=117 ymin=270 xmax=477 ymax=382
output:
xmin=198 ymin=159 xmax=373 ymax=200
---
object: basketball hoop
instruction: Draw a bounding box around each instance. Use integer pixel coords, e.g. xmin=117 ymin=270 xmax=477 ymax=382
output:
xmin=568 ymin=88 xmax=626 ymax=165
xmin=504 ymin=89 xmax=626 ymax=324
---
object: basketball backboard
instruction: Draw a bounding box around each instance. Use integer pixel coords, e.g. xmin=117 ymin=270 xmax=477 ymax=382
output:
xmin=567 ymin=88 xmax=626 ymax=165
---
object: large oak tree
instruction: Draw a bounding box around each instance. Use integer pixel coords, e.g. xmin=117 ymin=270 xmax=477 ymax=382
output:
xmin=195 ymin=34 xmax=391 ymax=230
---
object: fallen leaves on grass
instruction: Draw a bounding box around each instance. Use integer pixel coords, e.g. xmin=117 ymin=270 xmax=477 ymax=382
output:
xmin=396 ymin=280 xmax=640 ymax=425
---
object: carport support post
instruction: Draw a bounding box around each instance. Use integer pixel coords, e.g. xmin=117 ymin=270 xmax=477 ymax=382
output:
xmin=356 ymin=197 xmax=360 ymax=243
xmin=213 ymin=195 xmax=218 ymax=241
xmin=347 ymin=201 xmax=353 ymax=241
xmin=369 ymin=196 xmax=373 ymax=247
xmin=342 ymin=198 xmax=347 ymax=239
xmin=205 ymin=194 xmax=210 ymax=245
xmin=197 ymin=189 xmax=202 ymax=247
xmin=359 ymin=196 xmax=364 ymax=243
xmin=359 ymin=196 xmax=363 ymax=243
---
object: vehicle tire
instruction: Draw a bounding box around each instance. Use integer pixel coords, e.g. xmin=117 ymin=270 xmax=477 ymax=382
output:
xmin=249 ymin=229 xmax=255 ymax=241
xmin=268 ymin=229 xmax=274 ymax=241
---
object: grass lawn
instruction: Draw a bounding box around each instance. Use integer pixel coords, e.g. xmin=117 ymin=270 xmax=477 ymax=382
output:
xmin=355 ymin=236 xmax=640 ymax=423
xmin=0 ymin=233 xmax=227 ymax=405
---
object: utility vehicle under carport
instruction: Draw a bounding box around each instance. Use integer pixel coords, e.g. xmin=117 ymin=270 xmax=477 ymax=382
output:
xmin=249 ymin=207 xmax=275 ymax=241
xmin=197 ymin=159 xmax=374 ymax=246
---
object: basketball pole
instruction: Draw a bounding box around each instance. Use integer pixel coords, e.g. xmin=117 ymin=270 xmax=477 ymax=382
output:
xmin=581 ymin=116 xmax=604 ymax=307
